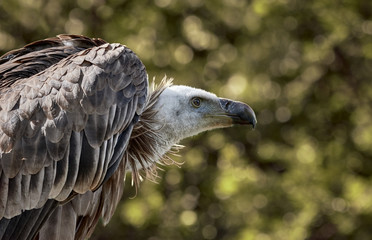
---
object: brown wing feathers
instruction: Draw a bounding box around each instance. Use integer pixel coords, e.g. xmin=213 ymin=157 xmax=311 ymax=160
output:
xmin=0 ymin=35 xmax=106 ymax=89
xmin=0 ymin=35 xmax=148 ymax=239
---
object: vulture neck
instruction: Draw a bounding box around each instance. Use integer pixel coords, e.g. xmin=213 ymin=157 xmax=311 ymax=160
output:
xmin=126 ymin=78 xmax=181 ymax=185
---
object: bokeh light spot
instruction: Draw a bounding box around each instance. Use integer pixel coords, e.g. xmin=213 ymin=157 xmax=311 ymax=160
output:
xmin=180 ymin=210 xmax=197 ymax=226
xmin=253 ymin=194 xmax=268 ymax=209
xmin=332 ymin=198 xmax=348 ymax=212
xmin=275 ymin=106 xmax=291 ymax=123
xmin=296 ymin=143 xmax=316 ymax=164
xmin=224 ymin=74 xmax=247 ymax=97
xmin=174 ymin=44 xmax=194 ymax=64
xmin=155 ymin=0 xmax=172 ymax=8
xmin=120 ymin=200 xmax=148 ymax=227
xmin=202 ymin=225 xmax=218 ymax=239
xmin=166 ymin=168 xmax=182 ymax=186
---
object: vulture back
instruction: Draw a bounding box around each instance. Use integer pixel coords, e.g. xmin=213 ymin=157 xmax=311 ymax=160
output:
xmin=0 ymin=35 xmax=149 ymax=240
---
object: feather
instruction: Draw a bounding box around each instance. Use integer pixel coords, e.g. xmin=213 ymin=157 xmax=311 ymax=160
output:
xmin=28 ymin=167 xmax=44 ymax=211
xmin=1 ymin=139 xmax=23 ymax=179
xmin=48 ymin=79 xmax=62 ymax=90
xmin=66 ymin=109 xmax=88 ymax=132
xmin=84 ymin=113 xmax=109 ymax=148
xmin=91 ymin=140 xmax=107 ymax=190
xmin=59 ymin=81 xmax=81 ymax=102
xmin=1 ymin=199 xmax=59 ymax=240
xmin=22 ymin=127 xmax=41 ymax=159
xmin=107 ymin=72 xmax=131 ymax=92
xmin=45 ymin=136 xmax=69 ymax=161
xmin=5 ymin=209 xmax=34 ymax=240
xmin=50 ymin=65 xmax=68 ymax=82
xmin=102 ymin=125 xmax=133 ymax=184
xmin=43 ymin=119 xmax=64 ymax=143
xmin=18 ymin=98 xmax=39 ymax=120
xmin=136 ymin=78 xmax=147 ymax=92
xmin=132 ymin=69 xmax=146 ymax=86
xmin=80 ymin=65 xmax=105 ymax=96
xmin=0 ymin=216 xmax=17 ymax=240
xmin=71 ymin=191 xmax=94 ymax=216
xmin=99 ymin=87 xmax=116 ymax=114
xmin=80 ymin=94 xmax=95 ymax=114
xmin=73 ymin=134 xmax=99 ymax=194
xmin=55 ymin=131 xmax=82 ymax=201
xmin=116 ymin=89 xmax=132 ymax=108
xmin=110 ymin=104 xmax=123 ymax=134
xmin=101 ymin=159 xmax=127 ymax=225
xmin=0 ymin=172 xmax=9 ymax=219
xmin=1 ymin=196 xmax=52 ymax=240
xmin=23 ymin=118 xmax=42 ymax=139
xmin=83 ymin=47 xmax=98 ymax=63
xmin=1 ymin=111 xmax=21 ymax=137
xmin=49 ymin=149 xmax=69 ymax=198
xmin=22 ymin=132 xmax=47 ymax=175
xmin=41 ymin=95 xmax=59 ymax=120
xmin=85 ymin=89 xmax=106 ymax=113
xmin=0 ymin=134 xmax=14 ymax=153
xmin=5 ymin=173 xmax=22 ymax=218
xmin=21 ymin=174 xmax=31 ymax=210
xmin=126 ymin=96 xmax=138 ymax=126
xmin=0 ymin=91 xmax=20 ymax=112
xmin=117 ymin=104 xmax=130 ymax=133
xmin=53 ymin=110 xmax=70 ymax=133
xmin=122 ymin=82 xmax=136 ymax=98
xmin=38 ymin=204 xmax=77 ymax=240
xmin=103 ymin=105 xmax=117 ymax=140
xmin=36 ymin=164 xmax=55 ymax=209
xmin=55 ymin=89 xmax=70 ymax=109
xmin=24 ymin=86 xmax=39 ymax=100
xmin=136 ymin=93 xmax=147 ymax=114
xmin=44 ymin=110 xmax=71 ymax=161
xmin=66 ymin=67 xmax=82 ymax=84
xmin=40 ymin=86 xmax=53 ymax=103
xmin=27 ymin=200 xmax=59 ymax=240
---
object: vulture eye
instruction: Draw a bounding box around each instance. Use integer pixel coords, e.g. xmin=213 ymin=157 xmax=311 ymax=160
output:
xmin=191 ymin=97 xmax=202 ymax=108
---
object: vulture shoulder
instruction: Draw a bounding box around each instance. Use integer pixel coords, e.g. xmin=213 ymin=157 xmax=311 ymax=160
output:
xmin=0 ymin=35 xmax=148 ymax=239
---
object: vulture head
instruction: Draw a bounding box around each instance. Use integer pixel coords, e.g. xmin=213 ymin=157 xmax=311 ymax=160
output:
xmin=154 ymin=85 xmax=256 ymax=143
xmin=128 ymin=80 xmax=256 ymax=175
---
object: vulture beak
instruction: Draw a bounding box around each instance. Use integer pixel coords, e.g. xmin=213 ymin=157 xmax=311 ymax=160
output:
xmin=219 ymin=98 xmax=257 ymax=129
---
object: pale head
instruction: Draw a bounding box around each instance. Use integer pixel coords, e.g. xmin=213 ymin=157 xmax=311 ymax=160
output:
xmin=153 ymin=85 xmax=257 ymax=144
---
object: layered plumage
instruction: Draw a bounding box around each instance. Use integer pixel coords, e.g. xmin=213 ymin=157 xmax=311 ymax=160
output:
xmin=0 ymin=35 xmax=256 ymax=240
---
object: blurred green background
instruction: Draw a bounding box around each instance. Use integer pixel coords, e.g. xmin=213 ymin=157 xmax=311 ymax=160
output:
xmin=1 ymin=0 xmax=372 ymax=239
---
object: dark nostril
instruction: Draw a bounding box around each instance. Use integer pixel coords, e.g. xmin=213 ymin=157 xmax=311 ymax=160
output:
xmin=225 ymin=101 xmax=231 ymax=108
xmin=219 ymin=98 xmax=231 ymax=110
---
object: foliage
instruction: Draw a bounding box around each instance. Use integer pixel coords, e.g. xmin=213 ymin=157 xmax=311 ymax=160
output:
xmin=1 ymin=0 xmax=372 ymax=239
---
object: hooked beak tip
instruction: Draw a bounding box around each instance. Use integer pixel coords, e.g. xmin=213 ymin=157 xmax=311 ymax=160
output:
xmin=219 ymin=98 xmax=257 ymax=129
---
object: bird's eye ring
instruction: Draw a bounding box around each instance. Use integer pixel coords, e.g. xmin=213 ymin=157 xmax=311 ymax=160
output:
xmin=191 ymin=97 xmax=201 ymax=108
